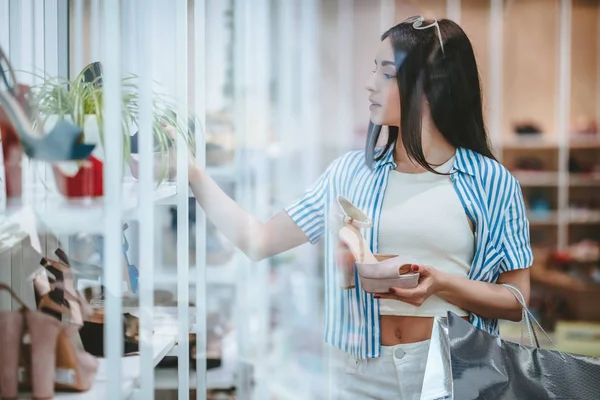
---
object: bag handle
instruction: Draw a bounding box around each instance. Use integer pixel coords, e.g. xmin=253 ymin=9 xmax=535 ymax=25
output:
xmin=501 ymin=283 xmax=564 ymax=358
xmin=0 ymin=282 xmax=29 ymax=309
xmin=501 ymin=283 xmax=538 ymax=347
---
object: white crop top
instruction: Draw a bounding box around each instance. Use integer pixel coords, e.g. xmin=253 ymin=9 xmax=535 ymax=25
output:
xmin=379 ymin=155 xmax=475 ymax=317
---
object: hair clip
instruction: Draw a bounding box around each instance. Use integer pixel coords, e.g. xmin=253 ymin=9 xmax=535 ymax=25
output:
xmin=404 ymin=15 xmax=445 ymax=55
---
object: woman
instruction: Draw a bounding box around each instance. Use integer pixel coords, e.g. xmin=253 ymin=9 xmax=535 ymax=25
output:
xmin=184 ymin=17 xmax=532 ymax=400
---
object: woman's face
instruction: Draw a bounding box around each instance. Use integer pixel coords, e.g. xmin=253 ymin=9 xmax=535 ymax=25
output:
xmin=365 ymin=38 xmax=401 ymax=127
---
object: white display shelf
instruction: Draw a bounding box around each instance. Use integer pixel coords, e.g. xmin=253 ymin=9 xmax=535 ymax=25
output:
xmin=501 ymin=135 xmax=558 ymax=149
xmin=528 ymin=211 xmax=560 ymax=226
xmin=569 ymin=173 xmax=600 ymax=186
xmin=569 ymin=134 xmax=600 ymax=149
xmin=153 ymin=330 xmax=237 ymax=391
xmin=154 ymin=260 xmax=238 ymax=286
xmin=513 ymin=171 xmax=600 ymax=187
xmin=502 ymin=134 xmax=600 ymax=150
xmin=18 ymin=332 xmax=177 ymax=400
xmin=2 ymin=181 xmax=177 ymax=236
xmin=513 ymin=171 xmax=560 ymax=187
xmin=567 ymin=211 xmax=600 ymax=224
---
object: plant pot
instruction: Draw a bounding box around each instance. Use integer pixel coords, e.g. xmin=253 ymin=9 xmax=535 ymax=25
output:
xmin=52 ymin=156 xmax=103 ymax=198
xmin=128 ymin=152 xmax=175 ymax=182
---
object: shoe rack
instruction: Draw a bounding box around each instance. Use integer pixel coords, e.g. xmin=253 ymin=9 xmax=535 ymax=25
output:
xmin=493 ymin=0 xmax=600 ymax=255
xmin=483 ymin=0 xmax=600 ymax=341
xmin=0 ymin=0 xmax=205 ymax=399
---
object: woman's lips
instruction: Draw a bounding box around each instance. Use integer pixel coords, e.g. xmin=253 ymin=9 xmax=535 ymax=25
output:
xmin=369 ymin=98 xmax=381 ymax=107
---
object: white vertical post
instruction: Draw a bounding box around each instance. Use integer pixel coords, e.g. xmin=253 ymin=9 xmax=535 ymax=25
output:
xmin=447 ymin=0 xmax=461 ymax=24
xmin=0 ymin=0 xmax=9 ymax=51
xmin=298 ymin=3 xmax=320 ymax=398
xmin=175 ymin=0 xmax=190 ymax=398
xmin=8 ymin=0 xmax=29 ymax=208
xmin=8 ymin=0 xmax=21 ymax=75
xmin=73 ymin=0 xmax=83 ymax=76
xmin=251 ymin=0 xmax=270 ymax=398
xmin=193 ymin=1 xmax=207 ymax=399
xmin=233 ymin=0 xmax=252 ymax=397
xmin=138 ymin=0 xmax=155 ymax=398
xmin=43 ymin=0 xmax=59 ymax=202
xmin=102 ymin=0 xmax=123 ymax=398
xmin=300 ymin=0 xmax=320 ymax=332
xmin=489 ymin=0 xmax=503 ymax=160
xmin=380 ymin=0 xmax=395 ymax=34
xmin=338 ymin=0 xmax=354 ymax=151
xmin=31 ymin=0 xmax=44 ymax=89
xmin=276 ymin=0 xmax=294 ymax=199
xmin=44 ymin=0 xmax=59 ymax=78
xmin=557 ymin=0 xmax=572 ymax=250
xmin=121 ymin=0 xmax=138 ymax=75
xmin=57 ymin=0 xmax=69 ymax=79
xmin=0 ymin=0 xmax=10 ymax=308
xmin=274 ymin=1 xmax=295 ymax=392
xmin=17 ymin=0 xmax=32 ymax=86
xmin=91 ymin=0 xmax=100 ymax=62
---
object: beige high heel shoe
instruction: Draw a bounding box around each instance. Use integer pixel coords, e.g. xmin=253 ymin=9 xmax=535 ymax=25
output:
xmin=330 ymin=196 xmax=420 ymax=293
xmin=30 ymin=259 xmax=98 ymax=393
xmin=0 ymin=283 xmax=60 ymax=400
xmin=0 ymin=309 xmax=24 ymax=399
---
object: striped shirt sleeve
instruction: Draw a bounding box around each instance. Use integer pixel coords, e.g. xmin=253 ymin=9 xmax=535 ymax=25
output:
xmin=284 ymin=160 xmax=337 ymax=244
xmin=499 ymin=180 xmax=534 ymax=273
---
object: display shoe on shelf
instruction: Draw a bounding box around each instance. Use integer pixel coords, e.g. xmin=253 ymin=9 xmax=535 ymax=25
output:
xmin=329 ymin=195 xmax=420 ymax=293
xmin=0 ymin=46 xmax=96 ymax=201
xmin=0 ymin=283 xmax=98 ymax=398
xmin=35 ymin=254 xmax=92 ymax=326
xmin=90 ymin=224 xmax=138 ymax=295
xmin=78 ymin=308 xmax=141 ymax=357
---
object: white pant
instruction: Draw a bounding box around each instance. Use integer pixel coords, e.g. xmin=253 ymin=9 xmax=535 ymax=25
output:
xmin=337 ymin=340 xmax=431 ymax=400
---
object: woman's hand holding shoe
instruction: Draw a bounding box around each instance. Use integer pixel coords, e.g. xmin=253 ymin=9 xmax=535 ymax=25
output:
xmin=374 ymin=264 xmax=443 ymax=306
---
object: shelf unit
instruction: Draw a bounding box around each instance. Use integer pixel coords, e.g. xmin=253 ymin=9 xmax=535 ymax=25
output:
xmin=1 ymin=0 xmax=209 ymax=399
xmin=495 ymin=0 xmax=600 ymax=252
xmin=486 ymin=0 xmax=600 ymax=341
xmin=15 ymin=327 xmax=177 ymax=400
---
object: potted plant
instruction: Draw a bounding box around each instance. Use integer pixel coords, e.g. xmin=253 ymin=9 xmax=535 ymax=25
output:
xmin=30 ymin=62 xmax=194 ymax=197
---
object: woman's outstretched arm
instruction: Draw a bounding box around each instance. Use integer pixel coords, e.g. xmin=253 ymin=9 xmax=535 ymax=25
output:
xmin=188 ymin=165 xmax=309 ymax=262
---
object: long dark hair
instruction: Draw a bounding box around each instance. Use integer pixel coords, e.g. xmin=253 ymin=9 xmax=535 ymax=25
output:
xmin=366 ymin=18 xmax=496 ymax=171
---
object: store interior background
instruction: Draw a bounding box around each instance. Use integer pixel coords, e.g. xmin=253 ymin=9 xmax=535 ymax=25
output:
xmin=1 ymin=0 xmax=599 ymax=399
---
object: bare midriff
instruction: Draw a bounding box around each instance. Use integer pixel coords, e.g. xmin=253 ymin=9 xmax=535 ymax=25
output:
xmin=380 ymin=315 xmax=469 ymax=345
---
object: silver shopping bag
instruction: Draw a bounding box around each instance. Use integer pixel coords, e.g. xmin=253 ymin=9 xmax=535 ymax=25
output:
xmin=421 ymin=284 xmax=600 ymax=400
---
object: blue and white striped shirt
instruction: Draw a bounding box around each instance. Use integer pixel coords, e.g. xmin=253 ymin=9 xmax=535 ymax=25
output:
xmin=285 ymin=147 xmax=533 ymax=359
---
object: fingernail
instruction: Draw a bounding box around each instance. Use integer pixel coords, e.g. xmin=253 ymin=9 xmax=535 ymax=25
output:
xmin=411 ymin=264 xmax=419 ymax=271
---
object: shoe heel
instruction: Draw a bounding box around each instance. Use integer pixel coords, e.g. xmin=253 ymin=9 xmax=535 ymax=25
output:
xmin=0 ymin=312 xmax=24 ymax=399
xmin=0 ymin=116 xmax=23 ymax=200
xmin=336 ymin=242 xmax=356 ymax=289
xmin=26 ymin=311 xmax=60 ymax=400
xmin=58 ymin=325 xmax=98 ymax=391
